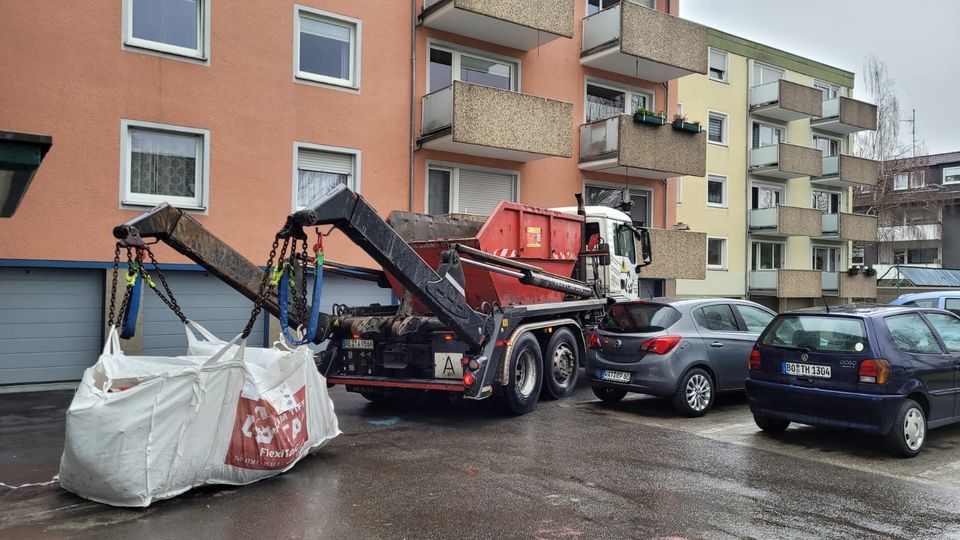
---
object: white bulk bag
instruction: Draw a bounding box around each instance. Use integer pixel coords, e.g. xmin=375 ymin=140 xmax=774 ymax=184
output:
xmin=59 ymin=324 xmax=340 ymax=507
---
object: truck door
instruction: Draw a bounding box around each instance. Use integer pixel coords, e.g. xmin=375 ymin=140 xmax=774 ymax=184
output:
xmin=609 ymin=221 xmax=638 ymax=299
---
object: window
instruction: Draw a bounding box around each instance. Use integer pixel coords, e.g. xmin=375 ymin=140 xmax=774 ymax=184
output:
xmin=294 ymin=145 xmax=357 ymax=210
xmin=884 ymin=314 xmax=943 ymax=354
xmin=814 ymin=80 xmax=840 ymax=101
xmin=296 ymin=8 xmax=359 ymax=88
xmin=587 ymin=0 xmax=652 ymax=16
xmin=752 ymin=242 xmax=784 ymax=270
xmin=124 ymin=0 xmax=206 ymax=59
xmin=907 ymin=248 xmax=938 ymax=264
xmin=893 ymin=173 xmax=909 ymax=190
xmin=944 ymin=166 xmax=960 ymax=185
xmin=910 ymin=171 xmax=926 ymax=188
xmin=812 ymin=190 xmax=841 ymax=214
xmin=852 ymin=247 xmax=864 ymax=265
xmin=904 ymin=299 xmax=939 ymax=308
xmin=813 ymin=135 xmax=840 ymax=157
xmin=736 ymin=305 xmax=775 ymax=333
xmin=751 ymin=184 xmax=783 ymax=210
xmin=708 ymin=48 xmax=728 ymax=82
xmin=707 ymin=175 xmax=726 ymax=207
xmin=428 ymin=44 xmax=517 ymax=93
xmin=946 ymin=298 xmax=960 ymax=316
xmin=707 ymin=111 xmax=727 ymax=145
xmin=751 ymin=122 xmax=783 ymax=148
xmin=763 ymin=316 xmax=867 ymax=353
xmin=752 ymin=62 xmax=784 ymax=87
xmin=426 ymin=164 xmax=518 ymax=215
xmin=585 ymin=82 xmax=652 ymax=123
xmin=706 ymin=237 xmax=726 ymax=269
xmin=812 ymin=246 xmax=840 ymax=272
xmin=584 ymin=185 xmax=651 ymax=227
xmin=676 ymin=177 xmax=683 ymax=204
xmin=695 ymin=305 xmax=739 ymax=332
xmin=121 ymin=120 xmax=207 ymax=209
xmin=925 ymin=313 xmax=960 ymax=352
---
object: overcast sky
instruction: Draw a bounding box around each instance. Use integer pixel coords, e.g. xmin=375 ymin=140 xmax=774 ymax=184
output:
xmin=681 ymin=0 xmax=959 ymax=155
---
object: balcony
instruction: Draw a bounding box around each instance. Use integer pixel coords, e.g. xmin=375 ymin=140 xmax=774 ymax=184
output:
xmin=638 ymin=228 xmax=707 ymax=280
xmin=823 ymin=272 xmax=878 ymax=299
xmin=749 ymin=143 xmax=822 ymax=179
xmin=580 ymin=1 xmax=707 ymax=82
xmin=749 ymin=269 xmax=822 ymax=298
xmin=420 ymin=0 xmax=574 ymax=51
xmin=749 ymin=80 xmax=823 ymax=121
xmin=419 ymin=81 xmax=573 ymax=161
xmin=810 ymin=97 xmax=878 ymax=135
xmin=749 ymin=206 xmax=822 ymax=237
xmin=819 ymin=212 xmax=878 ymax=242
xmin=877 ymin=223 xmax=942 ymax=242
xmin=812 ymin=154 xmax=878 ymax=189
xmin=578 ymin=115 xmax=706 ymax=178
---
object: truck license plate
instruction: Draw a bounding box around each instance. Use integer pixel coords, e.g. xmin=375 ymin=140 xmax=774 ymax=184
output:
xmin=342 ymin=339 xmax=374 ymax=350
xmin=600 ymin=370 xmax=631 ymax=383
xmin=434 ymin=353 xmax=463 ymax=380
xmin=783 ymin=362 xmax=831 ymax=378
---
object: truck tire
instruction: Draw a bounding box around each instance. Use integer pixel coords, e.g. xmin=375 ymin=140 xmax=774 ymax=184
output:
xmin=541 ymin=328 xmax=580 ymax=400
xmin=497 ymin=333 xmax=543 ymax=415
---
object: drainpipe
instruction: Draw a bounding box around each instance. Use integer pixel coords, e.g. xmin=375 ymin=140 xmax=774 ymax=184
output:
xmin=744 ymin=55 xmax=751 ymax=302
xmin=408 ymin=0 xmax=418 ymax=212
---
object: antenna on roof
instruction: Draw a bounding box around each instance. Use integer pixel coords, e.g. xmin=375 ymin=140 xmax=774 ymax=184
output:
xmin=821 ymin=294 xmax=831 ymax=313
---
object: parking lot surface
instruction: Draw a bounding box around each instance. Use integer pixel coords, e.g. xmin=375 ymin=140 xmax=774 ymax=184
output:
xmin=3 ymin=383 xmax=960 ymax=539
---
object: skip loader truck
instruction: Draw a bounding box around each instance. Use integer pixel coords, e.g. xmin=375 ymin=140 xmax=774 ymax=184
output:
xmin=113 ymin=184 xmax=652 ymax=414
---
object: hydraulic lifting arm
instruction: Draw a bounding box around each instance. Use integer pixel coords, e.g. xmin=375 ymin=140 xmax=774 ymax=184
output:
xmin=279 ymin=184 xmax=493 ymax=348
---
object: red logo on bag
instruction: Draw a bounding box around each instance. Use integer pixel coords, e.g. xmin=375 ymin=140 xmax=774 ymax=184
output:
xmin=226 ymin=386 xmax=308 ymax=470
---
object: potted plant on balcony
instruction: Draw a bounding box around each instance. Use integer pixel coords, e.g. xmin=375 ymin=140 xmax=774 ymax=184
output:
xmin=633 ymin=107 xmax=665 ymax=126
xmin=671 ymin=113 xmax=702 ymax=133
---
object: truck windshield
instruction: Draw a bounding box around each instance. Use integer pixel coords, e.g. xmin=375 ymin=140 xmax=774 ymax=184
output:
xmin=761 ymin=315 xmax=868 ymax=353
xmin=601 ymin=303 xmax=681 ymax=333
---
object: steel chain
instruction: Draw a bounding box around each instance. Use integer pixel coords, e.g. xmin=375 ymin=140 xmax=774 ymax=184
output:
xmin=242 ymin=236 xmax=284 ymax=339
xmin=295 ymin=238 xmax=311 ymax=333
xmin=106 ymin=243 xmax=122 ymax=327
xmin=142 ymin=245 xmax=188 ymax=324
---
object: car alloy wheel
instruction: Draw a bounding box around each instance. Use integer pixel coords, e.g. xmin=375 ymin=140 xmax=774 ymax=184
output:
xmin=685 ymin=373 xmax=711 ymax=412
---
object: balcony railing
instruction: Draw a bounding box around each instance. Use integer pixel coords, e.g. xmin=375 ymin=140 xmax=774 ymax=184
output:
xmin=749 ymin=143 xmax=822 ymax=179
xmin=820 ymin=212 xmax=878 ymax=242
xmin=877 ymin=223 xmax=942 ymax=242
xmin=749 ymin=269 xmax=823 ymax=298
xmin=749 ymin=80 xmax=823 ymax=121
xmin=811 ymin=97 xmax=878 ymax=134
xmin=578 ymin=115 xmax=706 ymax=178
xmin=813 ymin=154 xmax=879 ymax=189
xmin=749 ymin=205 xmax=823 ymax=237
xmin=580 ymin=1 xmax=707 ymax=82
xmin=419 ymin=81 xmax=573 ymax=161
xmin=420 ymin=0 xmax=574 ymax=51
xmin=822 ymin=271 xmax=839 ymax=293
xmin=638 ymin=228 xmax=707 ymax=280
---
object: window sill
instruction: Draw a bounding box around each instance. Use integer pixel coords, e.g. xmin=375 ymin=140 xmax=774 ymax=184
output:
xmin=707 ymin=141 xmax=728 ymax=147
xmin=707 ymin=203 xmax=728 ymax=209
xmin=295 ymin=73 xmax=359 ymax=92
xmin=123 ymin=42 xmax=208 ymax=64
xmin=709 ymin=77 xmax=730 ymax=85
xmin=122 ymin=200 xmax=207 ymax=212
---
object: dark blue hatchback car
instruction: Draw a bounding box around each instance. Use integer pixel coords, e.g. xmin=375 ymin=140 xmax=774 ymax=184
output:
xmin=745 ymin=305 xmax=960 ymax=457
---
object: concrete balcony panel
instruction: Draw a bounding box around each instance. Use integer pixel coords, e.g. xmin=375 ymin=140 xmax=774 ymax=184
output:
xmin=750 ymin=269 xmax=822 ymax=298
xmin=813 ymin=154 xmax=878 ymax=189
xmin=811 ymin=97 xmax=878 ymax=135
xmin=749 ymin=143 xmax=822 ymax=179
xmin=820 ymin=212 xmax=877 ymax=242
xmin=750 ymin=205 xmax=823 ymax=237
xmin=578 ymin=115 xmax=706 ymax=178
xmin=749 ymin=80 xmax=823 ymax=122
xmin=420 ymin=0 xmax=574 ymax=50
xmin=638 ymin=228 xmax=706 ymax=280
xmin=840 ymin=272 xmax=877 ymax=300
xmin=580 ymin=1 xmax=707 ymax=82
xmin=877 ymin=223 xmax=942 ymax=242
xmin=419 ymin=81 xmax=573 ymax=161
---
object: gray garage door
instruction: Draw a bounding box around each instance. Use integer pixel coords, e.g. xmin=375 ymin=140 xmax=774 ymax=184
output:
xmin=141 ymin=270 xmax=266 ymax=355
xmin=0 ymin=268 xmax=103 ymax=385
xmin=313 ymin=274 xmax=395 ymax=313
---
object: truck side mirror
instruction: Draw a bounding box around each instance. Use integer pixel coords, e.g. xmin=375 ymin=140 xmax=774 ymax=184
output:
xmin=633 ymin=228 xmax=652 ymax=267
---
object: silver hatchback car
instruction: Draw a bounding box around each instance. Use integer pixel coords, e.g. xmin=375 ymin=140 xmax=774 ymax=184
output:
xmin=587 ymin=298 xmax=777 ymax=417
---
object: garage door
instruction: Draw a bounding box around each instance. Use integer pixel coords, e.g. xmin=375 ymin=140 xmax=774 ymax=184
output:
xmin=0 ymin=268 xmax=103 ymax=385
xmin=314 ymin=274 xmax=394 ymax=313
xmin=141 ymin=270 xmax=266 ymax=355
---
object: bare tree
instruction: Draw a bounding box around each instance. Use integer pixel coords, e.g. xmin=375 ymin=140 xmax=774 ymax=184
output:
xmin=854 ymin=56 xmax=934 ymax=256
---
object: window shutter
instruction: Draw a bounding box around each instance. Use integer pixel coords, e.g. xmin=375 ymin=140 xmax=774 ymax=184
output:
xmin=630 ymin=192 xmax=649 ymax=226
xmin=709 ymin=116 xmax=723 ymax=142
xmin=298 ymin=148 xmax=354 ymax=177
xmin=456 ymin=169 xmax=516 ymax=215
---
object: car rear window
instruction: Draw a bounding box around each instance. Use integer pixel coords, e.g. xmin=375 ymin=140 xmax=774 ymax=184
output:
xmin=601 ymin=303 xmax=682 ymax=333
xmin=761 ymin=315 xmax=867 ymax=353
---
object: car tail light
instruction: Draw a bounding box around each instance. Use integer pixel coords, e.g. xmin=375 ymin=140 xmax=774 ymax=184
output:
xmin=463 ymin=373 xmax=475 ymax=387
xmin=587 ymin=332 xmax=602 ymax=349
xmin=749 ymin=347 xmax=761 ymax=371
xmin=640 ymin=335 xmax=682 ymax=355
xmin=859 ymin=359 xmax=890 ymax=384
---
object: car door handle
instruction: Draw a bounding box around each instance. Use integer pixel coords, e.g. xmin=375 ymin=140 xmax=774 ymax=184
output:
xmin=710 ymin=342 xmax=724 ymax=348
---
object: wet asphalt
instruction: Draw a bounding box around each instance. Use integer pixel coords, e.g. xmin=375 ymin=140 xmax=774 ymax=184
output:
xmin=3 ymin=382 xmax=960 ymax=539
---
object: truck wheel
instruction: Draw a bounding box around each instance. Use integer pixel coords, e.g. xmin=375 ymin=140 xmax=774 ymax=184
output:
xmin=497 ymin=333 xmax=543 ymax=415
xmin=541 ymin=328 xmax=580 ymax=400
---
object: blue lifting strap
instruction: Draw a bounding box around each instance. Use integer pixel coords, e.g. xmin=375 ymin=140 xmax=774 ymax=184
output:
xmin=120 ymin=270 xmax=142 ymax=340
xmin=278 ymin=263 xmax=323 ymax=346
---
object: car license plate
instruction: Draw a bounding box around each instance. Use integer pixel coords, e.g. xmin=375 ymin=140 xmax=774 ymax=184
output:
xmin=600 ymin=370 xmax=631 ymax=383
xmin=341 ymin=339 xmax=374 ymax=350
xmin=783 ymin=362 xmax=831 ymax=378
xmin=434 ymin=353 xmax=463 ymax=379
